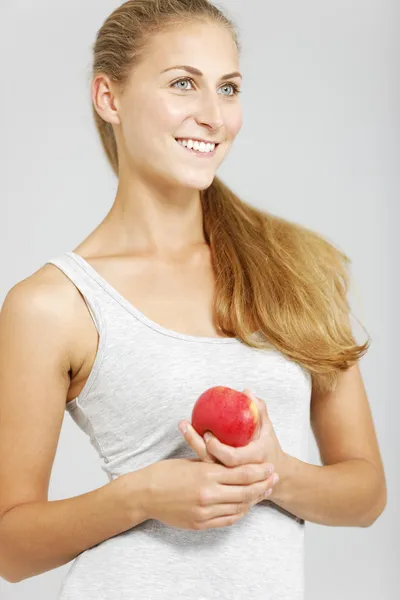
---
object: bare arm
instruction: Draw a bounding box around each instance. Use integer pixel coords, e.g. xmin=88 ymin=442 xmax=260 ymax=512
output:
xmin=273 ymin=363 xmax=387 ymax=527
xmin=272 ymin=455 xmax=386 ymax=527
xmin=0 ymin=276 xmax=148 ymax=583
xmin=0 ymin=472 xmax=146 ymax=583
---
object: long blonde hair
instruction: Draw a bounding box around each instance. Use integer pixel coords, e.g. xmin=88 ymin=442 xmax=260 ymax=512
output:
xmin=91 ymin=0 xmax=370 ymax=394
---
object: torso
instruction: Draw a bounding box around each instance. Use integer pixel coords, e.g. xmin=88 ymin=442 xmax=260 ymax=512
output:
xmin=39 ymin=243 xmax=231 ymax=405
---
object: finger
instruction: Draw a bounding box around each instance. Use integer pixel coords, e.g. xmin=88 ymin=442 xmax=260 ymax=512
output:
xmin=204 ymin=433 xmax=264 ymax=467
xmin=179 ymin=421 xmax=216 ymax=463
xmin=216 ymin=461 xmax=275 ymax=485
xmin=217 ymin=477 xmax=274 ymax=506
xmin=194 ymin=511 xmax=244 ymax=530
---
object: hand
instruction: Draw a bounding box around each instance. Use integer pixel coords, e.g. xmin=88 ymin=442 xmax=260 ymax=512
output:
xmin=178 ymin=389 xmax=288 ymax=494
xmin=140 ymin=457 xmax=277 ymax=531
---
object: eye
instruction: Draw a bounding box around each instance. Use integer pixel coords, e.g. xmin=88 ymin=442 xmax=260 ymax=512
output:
xmin=172 ymin=77 xmax=195 ymax=91
xmin=219 ymin=83 xmax=241 ymax=97
xmin=171 ymin=77 xmax=241 ymax=96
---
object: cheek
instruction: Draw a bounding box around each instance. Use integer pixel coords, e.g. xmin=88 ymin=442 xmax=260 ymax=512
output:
xmin=158 ymin=97 xmax=190 ymax=129
xmin=122 ymin=99 xmax=171 ymax=153
xmin=228 ymin=110 xmax=243 ymax=137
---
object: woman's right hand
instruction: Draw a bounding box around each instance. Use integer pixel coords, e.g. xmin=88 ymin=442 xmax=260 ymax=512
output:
xmin=139 ymin=457 xmax=277 ymax=531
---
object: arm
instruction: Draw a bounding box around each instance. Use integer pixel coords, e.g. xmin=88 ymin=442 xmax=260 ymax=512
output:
xmin=181 ymin=363 xmax=387 ymax=528
xmin=272 ymin=363 xmax=387 ymax=527
xmin=271 ymin=455 xmax=385 ymax=527
xmin=0 ymin=472 xmax=146 ymax=583
xmin=0 ymin=279 xmax=147 ymax=583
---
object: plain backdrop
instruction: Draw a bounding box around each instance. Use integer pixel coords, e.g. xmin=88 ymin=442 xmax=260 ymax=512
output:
xmin=1 ymin=1 xmax=399 ymax=598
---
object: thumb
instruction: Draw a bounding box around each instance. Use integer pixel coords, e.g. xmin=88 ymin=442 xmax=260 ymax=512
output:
xmin=246 ymin=389 xmax=269 ymax=424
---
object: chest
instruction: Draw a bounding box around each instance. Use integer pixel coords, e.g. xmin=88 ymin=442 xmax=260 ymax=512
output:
xmin=117 ymin=255 xmax=219 ymax=335
xmin=68 ymin=332 xmax=312 ymax=478
xmin=67 ymin=253 xmax=226 ymax=402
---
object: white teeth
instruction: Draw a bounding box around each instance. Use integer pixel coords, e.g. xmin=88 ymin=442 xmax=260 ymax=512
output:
xmin=176 ymin=138 xmax=216 ymax=153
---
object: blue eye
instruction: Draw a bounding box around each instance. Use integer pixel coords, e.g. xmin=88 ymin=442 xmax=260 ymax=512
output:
xmin=172 ymin=77 xmax=241 ymax=96
xmin=173 ymin=78 xmax=193 ymax=90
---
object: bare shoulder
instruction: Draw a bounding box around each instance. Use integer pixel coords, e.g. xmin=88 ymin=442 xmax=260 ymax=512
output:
xmin=7 ymin=262 xmax=77 ymax=302
xmin=18 ymin=262 xmax=76 ymax=296
xmin=0 ymin=264 xmax=90 ymax=525
xmin=1 ymin=263 xmax=88 ymax=377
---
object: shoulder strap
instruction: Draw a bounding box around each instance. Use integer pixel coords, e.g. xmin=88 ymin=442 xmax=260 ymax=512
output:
xmin=45 ymin=253 xmax=105 ymax=336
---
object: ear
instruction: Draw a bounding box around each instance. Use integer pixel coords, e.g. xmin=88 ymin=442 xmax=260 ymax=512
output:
xmin=92 ymin=74 xmax=121 ymax=126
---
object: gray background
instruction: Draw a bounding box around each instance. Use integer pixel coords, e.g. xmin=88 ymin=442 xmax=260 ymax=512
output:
xmin=1 ymin=0 xmax=398 ymax=598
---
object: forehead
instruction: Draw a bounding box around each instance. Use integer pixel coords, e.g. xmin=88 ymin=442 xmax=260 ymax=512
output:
xmin=139 ymin=21 xmax=239 ymax=76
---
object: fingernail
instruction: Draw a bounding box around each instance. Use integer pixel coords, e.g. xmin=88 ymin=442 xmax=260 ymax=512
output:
xmin=264 ymin=488 xmax=272 ymax=498
xmin=179 ymin=423 xmax=188 ymax=435
xmin=204 ymin=432 xmax=212 ymax=443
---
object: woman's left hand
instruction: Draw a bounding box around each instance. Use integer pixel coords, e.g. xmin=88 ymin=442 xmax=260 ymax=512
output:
xmin=178 ymin=389 xmax=288 ymax=476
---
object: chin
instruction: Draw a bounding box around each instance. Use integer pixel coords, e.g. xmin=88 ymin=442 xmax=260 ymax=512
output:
xmin=178 ymin=172 xmax=216 ymax=191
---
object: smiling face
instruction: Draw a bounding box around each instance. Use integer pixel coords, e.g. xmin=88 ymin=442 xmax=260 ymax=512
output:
xmin=112 ymin=21 xmax=243 ymax=190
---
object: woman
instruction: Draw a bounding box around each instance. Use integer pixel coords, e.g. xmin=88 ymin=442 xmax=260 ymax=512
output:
xmin=0 ymin=0 xmax=386 ymax=598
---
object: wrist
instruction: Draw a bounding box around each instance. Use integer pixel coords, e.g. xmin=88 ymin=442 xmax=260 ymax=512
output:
xmin=114 ymin=470 xmax=150 ymax=527
xmin=272 ymin=453 xmax=296 ymax=503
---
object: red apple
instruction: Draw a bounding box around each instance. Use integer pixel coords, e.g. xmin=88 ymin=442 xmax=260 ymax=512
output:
xmin=191 ymin=386 xmax=259 ymax=448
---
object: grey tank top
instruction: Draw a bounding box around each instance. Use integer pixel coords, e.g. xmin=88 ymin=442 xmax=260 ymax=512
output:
xmin=46 ymin=251 xmax=312 ymax=600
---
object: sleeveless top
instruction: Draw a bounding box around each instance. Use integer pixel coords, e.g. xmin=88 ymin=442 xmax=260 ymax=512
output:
xmin=45 ymin=251 xmax=312 ymax=600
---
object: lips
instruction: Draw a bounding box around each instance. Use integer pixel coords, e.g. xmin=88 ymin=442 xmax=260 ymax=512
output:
xmin=175 ymin=138 xmax=220 ymax=146
xmin=174 ymin=138 xmax=219 ymax=158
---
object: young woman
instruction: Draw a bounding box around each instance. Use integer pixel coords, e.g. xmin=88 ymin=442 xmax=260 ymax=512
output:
xmin=0 ymin=0 xmax=386 ymax=598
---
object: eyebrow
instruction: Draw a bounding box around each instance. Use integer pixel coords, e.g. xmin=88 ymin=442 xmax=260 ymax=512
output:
xmin=161 ymin=65 xmax=242 ymax=80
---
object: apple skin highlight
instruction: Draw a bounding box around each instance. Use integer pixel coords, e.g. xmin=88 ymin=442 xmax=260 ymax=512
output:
xmin=191 ymin=386 xmax=259 ymax=448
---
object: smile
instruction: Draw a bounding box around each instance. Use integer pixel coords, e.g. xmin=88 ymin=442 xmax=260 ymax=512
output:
xmin=174 ymin=138 xmax=219 ymax=158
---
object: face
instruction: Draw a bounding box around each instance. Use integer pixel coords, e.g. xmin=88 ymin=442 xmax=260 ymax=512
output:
xmin=105 ymin=21 xmax=243 ymax=190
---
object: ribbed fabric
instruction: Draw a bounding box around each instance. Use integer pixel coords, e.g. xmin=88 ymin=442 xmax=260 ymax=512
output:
xmin=46 ymin=251 xmax=312 ymax=600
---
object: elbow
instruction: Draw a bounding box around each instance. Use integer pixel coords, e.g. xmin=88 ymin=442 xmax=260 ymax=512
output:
xmin=1 ymin=574 xmax=21 ymax=585
xmin=360 ymin=485 xmax=387 ymax=528
xmin=0 ymin=517 xmax=23 ymax=584
xmin=0 ymin=558 xmax=27 ymax=584
xmin=0 ymin=558 xmax=21 ymax=584
xmin=0 ymin=557 xmax=23 ymax=584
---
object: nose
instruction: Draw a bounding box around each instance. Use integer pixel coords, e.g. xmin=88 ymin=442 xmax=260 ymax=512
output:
xmin=194 ymin=92 xmax=224 ymax=131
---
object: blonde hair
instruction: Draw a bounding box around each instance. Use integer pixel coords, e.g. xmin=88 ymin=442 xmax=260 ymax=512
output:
xmin=91 ymin=0 xmax=370 ymax=394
